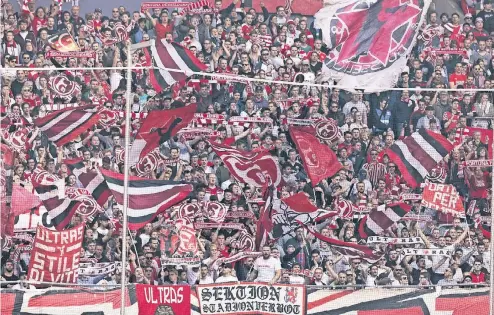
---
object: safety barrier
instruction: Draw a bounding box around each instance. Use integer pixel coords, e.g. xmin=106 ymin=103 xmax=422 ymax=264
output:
xmin=0 ymin=283 xmax=489 ymax=315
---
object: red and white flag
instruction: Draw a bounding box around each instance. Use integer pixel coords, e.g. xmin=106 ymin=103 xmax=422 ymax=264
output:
xmin=421 ymin=183 xmax=464 ymax=216
xmin=209 ymin=142 xmax=282 ymax=188
xmin=289 ymin=125 xmax=342 ymax=187
xmin=27 ymin=224 xmax=84 ymax=284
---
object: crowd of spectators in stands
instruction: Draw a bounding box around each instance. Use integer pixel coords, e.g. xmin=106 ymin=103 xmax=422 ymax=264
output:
xmin=1 ymin=0 xmax=494 ymax=289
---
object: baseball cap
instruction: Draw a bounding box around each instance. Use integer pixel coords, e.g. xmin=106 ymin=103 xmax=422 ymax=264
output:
xmin=287 ymin=20 xmax=295 ymax=25
xmin=476 ymin=17 xmax=484 ymax=23
xmin=302 ymin=59 xmax=310 ymax=65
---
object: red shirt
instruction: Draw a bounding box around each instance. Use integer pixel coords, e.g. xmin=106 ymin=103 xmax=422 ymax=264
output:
xmin=449 ymin=73 xmax=467 ymax=87
xmin=471 ymin=272 xmax=486 ymax=283
xmin=442 ymin=111 xmax=460 ymax=132
xmin=155 ymin=23 xmax=173 ymax=41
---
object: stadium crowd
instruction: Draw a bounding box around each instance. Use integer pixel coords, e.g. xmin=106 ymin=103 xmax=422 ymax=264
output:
xmin=1 ymin=0 xmax=494 ymax=290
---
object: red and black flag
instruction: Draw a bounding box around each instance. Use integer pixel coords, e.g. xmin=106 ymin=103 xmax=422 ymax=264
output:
xmin=63 ymin=158 xmax=112 ymax=208
xmin=358 ymin=202 xmax=412 ymax=238
xmin=78 ymin=171 xmax=112 ymax=208
xmin=303 ymin=223 xmax=383 ymax=263
xmin=100 ymin=169 xmax=193 ymax=230
xmin=317 ymin=0 xmax=431 ymax=90
xmin=146 ymin=39 xmax=208 ymax=93
xmin=386 ymin=129 xmax=454 ymax=188
xmin=35 ymin=105 xmax=101 ymax=146
xmin=129 ymin=104 xmax=196 ymax=165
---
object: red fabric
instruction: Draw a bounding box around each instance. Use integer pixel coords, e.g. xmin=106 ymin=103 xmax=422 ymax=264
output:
xmin=155 ymin=23 xmax=173 ymax=41
xmin=289 ymin=126 xmax=343 ymax=187
xmin=27 ymin=224 xmax=85 ymax=284
xmin=135 ymin=284 xmax=191 ymax=315
xmin=10 ymin=185 xmax=41 ymax=216
xmin=131 ymin=104 xmax=197 ymax=162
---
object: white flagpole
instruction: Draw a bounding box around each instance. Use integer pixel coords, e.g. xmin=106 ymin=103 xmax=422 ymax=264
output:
xmin=120 ymin=43 xmax=133 ymax=315
xmin=490 ymin=123 xmax=494 ymax=315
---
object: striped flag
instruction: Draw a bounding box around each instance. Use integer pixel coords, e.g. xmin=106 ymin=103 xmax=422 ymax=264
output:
xmin=100 ymin=169 xmax=193 ymax=230
xmin=303 ymin=223 xmax=383 ymax=263
xmin=78 ymin=171 xmax=112 ymax=208
xmin=35 ymin=105 xmax=101 ymax=146
xmin=386 ymin=129 xmax=454 ymax=188
xmin=32 ymin=168 xmax=82 ymax=231
xmin=358 ymin=202 xmax=412 ymax=238
xmin=146 ymin=39 xmax=207 ymax=93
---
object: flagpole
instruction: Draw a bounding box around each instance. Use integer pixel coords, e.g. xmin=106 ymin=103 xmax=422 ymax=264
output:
xmin=490 ymin=124 xmax=494 ymax=315
xmin=120 ymin=43 xmax=133 ymax=315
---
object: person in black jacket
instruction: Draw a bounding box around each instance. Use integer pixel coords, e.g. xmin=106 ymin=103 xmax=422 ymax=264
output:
xmin=281 ymin=243 xmax=302 ymax=269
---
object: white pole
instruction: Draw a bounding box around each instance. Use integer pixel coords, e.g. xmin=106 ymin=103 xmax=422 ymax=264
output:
xmin=490 ymin=123 xmax=494 ymax=315
xmin=120 ymin=43 xmax=133 ymax=315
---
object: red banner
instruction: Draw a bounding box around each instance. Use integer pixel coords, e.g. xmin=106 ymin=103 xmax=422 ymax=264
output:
xmin=421 ymin=183 xmax=465 ymax=216
xmin=136 ymin=284 xmax=191 ymax=315
xmin=27 ymin=224 xmax=84 ymax=284
xmin=141 ymin=2 xmax=191 ymax=10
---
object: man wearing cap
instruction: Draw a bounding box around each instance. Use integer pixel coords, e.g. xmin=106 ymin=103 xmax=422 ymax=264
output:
xmin=477 ymin=0 xmax=494 ymax=34
xmin=473 ymin=17 xmax=490 ymax=39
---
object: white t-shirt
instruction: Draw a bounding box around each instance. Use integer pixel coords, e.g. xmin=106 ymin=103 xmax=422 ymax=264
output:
xmin=198 ymin=275 xmax=214 ymax=284
xmin=215 ymin=275 xmax=239 ymax=283
xmin=253 ymin=256 xmax=281 ymax=283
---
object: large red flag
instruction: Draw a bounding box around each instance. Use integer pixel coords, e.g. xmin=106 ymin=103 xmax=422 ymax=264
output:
xmin=10 ymin=185 xmax=41 ymax=217
xmin=289 ymin=126 xmax=342 ymax=187
xmin=129 ymin=104 xmax=197 ymax=165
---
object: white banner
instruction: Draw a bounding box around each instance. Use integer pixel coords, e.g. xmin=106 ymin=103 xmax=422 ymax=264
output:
xmin=197 ymin=283 xmax=306 ymax=315
xmin=400 ymin=248 xmax=452 ymax=256
xmin=367 ymin=236 xmax=425 ymax=245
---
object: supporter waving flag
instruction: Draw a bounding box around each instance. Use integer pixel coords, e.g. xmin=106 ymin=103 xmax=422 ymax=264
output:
xmin=129 ymin=104 xmax=197 ymax=166
xmin=302 ymin=223 xmax=383 ymax=263
xmin=289 ymin=125 xmax=342 ymax=187
xmin=385 ymin=129 xmax=454 ymax=188
xmin=32 ymin=168 xmax=83 ymax=231
xmin=358 ymin=202 xmax=412 ymax=238
xmin=34 ymin=105 xmax=101 ymax=146
xmin=144 ymin=39 xmax=208 ymax=93
xmin=100 ymin=169 xmax=193 ymax=230
xmin=209 ymin=141 xmax=282 ymax=189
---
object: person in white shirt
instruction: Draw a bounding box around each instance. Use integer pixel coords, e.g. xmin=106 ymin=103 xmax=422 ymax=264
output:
xmin=197 ymin=264 xmax=214 ymax=284
xmin=289 ymin=263 xmax=306 ymax=284
xmin=215 ymin=263 xmax=239 ymax=283
xmin=249 ymin=245 xmax=282 ymax=284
